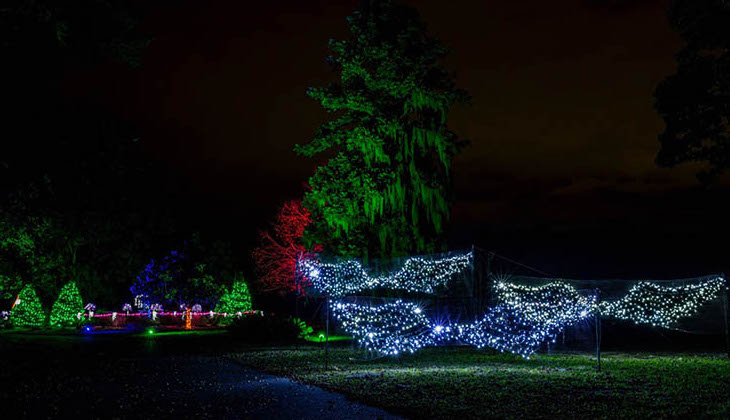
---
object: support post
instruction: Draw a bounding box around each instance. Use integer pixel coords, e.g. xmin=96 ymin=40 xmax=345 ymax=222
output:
xmin=325 ymin=293 xmax=330 ymax=370
xmin=722 ymin=274 xmax=729 ymax=358
xmin=486 ymin=251 xmax=494 ymax=310
xmin=594 ymin=288 xmax=601 ymax=372
xmin=294 ymin=272 xmax=300 ymax=351
xmin=471 ymin=245 xmax=478 ymax=317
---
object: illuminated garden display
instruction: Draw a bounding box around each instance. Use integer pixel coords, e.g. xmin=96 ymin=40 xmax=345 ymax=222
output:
xmin=304 ymin=252 xmax=727 ymax=358
xmin=10 ymin=284 xmax=46 ymax=328
xmin=77 ymin=279 xmax=255 ymax=326
xmin=300 ymin=252 xmax=472 ymax=297
xmin=215 ymin=279 xmax=253 ymax=316
xmin=49 ymin=282 xmax=84 ymax=328
xmin=599 ymin=278 xmax=724 ymax=327
xmin=1 ymin=278 xmax=260 ymax=329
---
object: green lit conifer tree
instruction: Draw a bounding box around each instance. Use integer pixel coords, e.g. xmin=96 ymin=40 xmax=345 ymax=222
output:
xmin=10 ymin=284 xmax=46 ymax=328
xmin=49 ymin=282 xmax=84 ymax=328
xmin=215 ymin=279 xmax=252 ymax=315
xmin=296 ymin=0 xmax=469 ymax=259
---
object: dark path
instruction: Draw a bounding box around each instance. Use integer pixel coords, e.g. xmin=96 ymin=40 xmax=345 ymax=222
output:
xmin=0 ymin=331 xmax=399 ymax=419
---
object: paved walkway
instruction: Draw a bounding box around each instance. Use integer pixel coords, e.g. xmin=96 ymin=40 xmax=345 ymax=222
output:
xmin=0 ymin=333 xmax=400 ymax=419
xmin=123 ymin=355 xmax=401 ymax=419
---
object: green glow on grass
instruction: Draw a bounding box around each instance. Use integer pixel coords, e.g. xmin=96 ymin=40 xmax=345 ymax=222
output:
xmin=303 ymin=333 xmax=352 ymax=342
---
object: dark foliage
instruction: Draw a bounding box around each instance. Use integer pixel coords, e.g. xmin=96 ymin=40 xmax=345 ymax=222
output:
xmin=655 ymin=0 xmax=730 ymax=182
xmin=131 ymin=235 xmax=237 ymax=309
xmin=296 ymin=0 xmax=469 ymax=259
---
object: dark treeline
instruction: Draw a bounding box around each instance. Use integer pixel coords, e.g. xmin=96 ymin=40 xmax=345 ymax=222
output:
xmin=0 ymin=1 xmax=247 ymax=309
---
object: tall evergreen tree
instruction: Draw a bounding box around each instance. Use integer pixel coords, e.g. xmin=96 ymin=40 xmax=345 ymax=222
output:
xmin=296 ymin=0 xmax=469 ymax=259
xmin=49 ymin=282 xmax=84 ymax=328
xmin=215 ymin=277 xmax=252 ymax=325
xmin=10 ymin=284 xmax=46 ymax=328
xmin=654 ymin=0 xmax=730 ymax=182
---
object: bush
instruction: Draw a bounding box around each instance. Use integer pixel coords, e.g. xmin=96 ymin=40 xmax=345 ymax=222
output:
xmin=0 ymin=311 xmax=10 ymax=329
xmin=292 ymin=317 xmax=313 ymax=339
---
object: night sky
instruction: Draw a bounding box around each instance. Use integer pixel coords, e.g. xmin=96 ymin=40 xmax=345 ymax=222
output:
xmin=78 ymin=0 xmax=729 ymax=278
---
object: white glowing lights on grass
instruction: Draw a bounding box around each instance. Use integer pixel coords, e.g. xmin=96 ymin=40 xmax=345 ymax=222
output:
xmin=301 ymin=252 xmax=472 ymax=297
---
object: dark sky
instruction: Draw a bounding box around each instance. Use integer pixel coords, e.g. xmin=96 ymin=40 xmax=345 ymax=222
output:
xmin=87 ymin=0 xmax=730 ymax=277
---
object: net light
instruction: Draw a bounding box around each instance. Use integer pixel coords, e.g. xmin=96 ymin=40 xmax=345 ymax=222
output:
xmin=300 ymin=252 xmax=472 ymax=297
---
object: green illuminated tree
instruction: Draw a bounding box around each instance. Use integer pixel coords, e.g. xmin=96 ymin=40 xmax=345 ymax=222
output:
xmin=654 ymin=0 xmax=730 ymax=182
xmin=296 ymin=0 xmax=469 ymax=259
xmin=0 ymin=210 xmax=65 ymax=302
xmin=1 ymin=0 xmax=166 ymax=308
xmin=215 ymin=277 xmax=252 ymax=316
xmin=10 ymin=284 xmax=46 ymax=328
xmin=49 ymin=281 xmax=84 ymax=328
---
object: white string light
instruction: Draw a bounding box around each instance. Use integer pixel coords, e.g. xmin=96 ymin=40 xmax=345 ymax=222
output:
xmin=312 ymin=250 xmax=725 ymax=358
xmin=331 ymin=299 xmax=579 ymax=358
xmin=455 ymin=303 xmax=570 ymax=358
xmin=301 ymin=252 xmax=472 ymax=297
xmin=493 ymin=276 xmax=725 ymax=329
xmin=331 ymin=300 xmax=450 ymax=356
xmin=494 ymin=281 xmax=596 ymax=328
xmin=600 ymin=276 xmax=724 ymax=328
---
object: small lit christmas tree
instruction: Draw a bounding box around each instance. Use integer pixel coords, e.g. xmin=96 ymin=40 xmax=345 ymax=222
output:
xmin=215 ymin=279 xmax=252 ymax=315
xmin=10 ymin=284 xmax=46 ymax=328
xmin=50 ymin=282 xmax=84 ymax=328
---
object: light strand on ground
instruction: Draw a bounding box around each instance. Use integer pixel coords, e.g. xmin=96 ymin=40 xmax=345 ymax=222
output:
xmin=300 ymin=252 xmax=472 ymax=297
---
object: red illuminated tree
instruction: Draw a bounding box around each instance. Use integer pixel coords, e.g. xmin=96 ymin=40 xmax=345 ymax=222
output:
xmin=253 ymin=200 xmax=321 ymax=294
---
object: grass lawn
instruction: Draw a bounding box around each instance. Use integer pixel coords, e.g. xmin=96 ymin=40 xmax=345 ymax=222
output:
xmin=229 ymin=346 xmax=730 ymax=419
xmin=303 ymin=333 xmax=353 ymax=343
